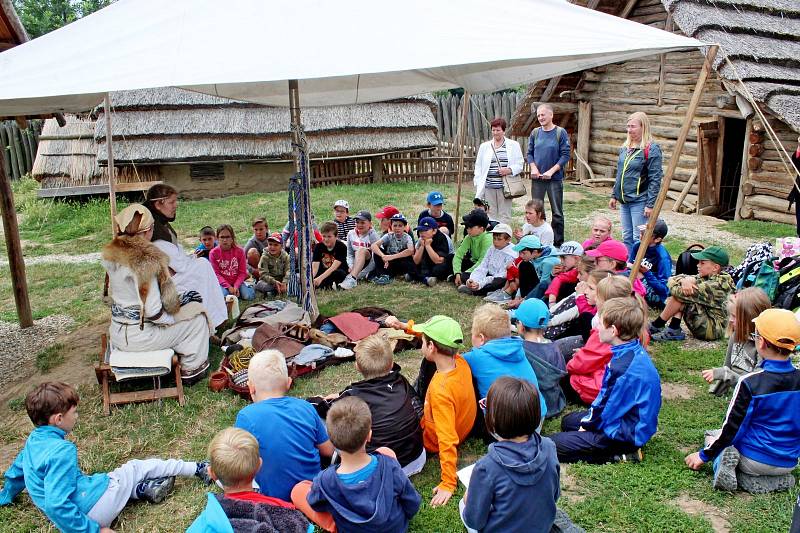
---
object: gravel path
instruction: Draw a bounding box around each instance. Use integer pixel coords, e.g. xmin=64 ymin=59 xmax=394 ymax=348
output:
xmin=0 ymin=314 xmax=74 ymax=387
xmin=0 ymin=252 xmax=100 ymax=267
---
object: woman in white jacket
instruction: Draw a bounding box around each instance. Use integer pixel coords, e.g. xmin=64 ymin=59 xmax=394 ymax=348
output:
xmin=101 ymin=204 xmax=211 ymax=383
xmin=473 ymin=118 xmax=524 ymax=224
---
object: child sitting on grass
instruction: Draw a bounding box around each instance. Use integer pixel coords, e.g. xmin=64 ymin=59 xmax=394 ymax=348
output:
xmin=582 ymin=216 xmax=613 ymax=252
xmin=310 ymin=334 xmax=425 ymax=477
xmin=649 ymin=245 xmax=735 ymax=341
xmin=312 ymin=222 xmax=350 ymax=290
xmin=629 ymin=219 xmax=672 ymax=309
xmin=244 ymin=217 xmax=270 ymax=279
xmin=551 ymin=296 xmax=661 ymax=464
xmin=458 ymin=223 xmax=517 ymax=296
xmin=461 ymin=377 xmax=560 ymax=533
xmin=685 ymin=309 xmax=800 ymax=494
xmin=544 ymin=241 xmax=584 ymax=306
xmin=411 ymin=315 xmax=477 ymax=507
xmin=545 ymin=256 xmax=597 ymax=341
xmin=188 ymin=427 xmax=311 ymax=533
xmin=418 ymin=191 xmax=455 ymax=236
xmin=235 ymin=350 xmax=334 ymax=502
xmin=702 ymin=287 xmax=771 ymax=396
xmin=585 ymin=239 xmax=646 ymax=297
xmin=0 ymin=382 xmax=211 ymax=533
xmin=194 ymin=226 xmax=216 ymax=260
xmin=371 ymin=213 xmax=415 ymax=285
xmin=211 ymin=224 xmax=255 ymax=301
xmin=292 ymin=397 xmax=422 ymax=532
xmin=255 ymin=232 xmax=290 ymax=297
xmin=410 ymin=216 xmax=452 ymax=287
xmin=513 ymin=198 xmax=554 ymax=246
xmin=452 ymin=209 xmax=493 ymax=287
xmin=501 ymin=235 xmax=559 ymax=304
xmin=333 ymin=200 xmax=356 ymax=242
xmin=342 ymin=211 xmax=380 ymax=290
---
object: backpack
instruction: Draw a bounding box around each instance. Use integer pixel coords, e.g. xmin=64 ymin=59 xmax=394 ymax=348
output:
xmin=736 ymin=259 xmax=779 ymax=300
xmin=731 ymin=242 xmax=774 ymax=283
xmin=773 ymin=256 xmax=800 ymax=310
xmin=675 ymin=243 xmax=704 ymax=276
xmin=533 ymin=126 xmax=565 ymax=145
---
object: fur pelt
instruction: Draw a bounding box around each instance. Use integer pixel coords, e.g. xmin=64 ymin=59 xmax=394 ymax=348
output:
xmin=102 ymin=236 xmax=181 ymax=316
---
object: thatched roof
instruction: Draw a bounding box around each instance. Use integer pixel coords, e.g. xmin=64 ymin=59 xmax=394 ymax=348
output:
xmin=664 ymin=0 xmax=800 ymax=131
xmin=95 ymin=88 xmax=439 ymax=164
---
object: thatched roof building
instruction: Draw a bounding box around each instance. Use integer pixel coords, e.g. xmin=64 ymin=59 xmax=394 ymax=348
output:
xmin=95 ymin=87 xmax=438 ymax=164
xmin=510 ymin=0 xmax=799 ymax=224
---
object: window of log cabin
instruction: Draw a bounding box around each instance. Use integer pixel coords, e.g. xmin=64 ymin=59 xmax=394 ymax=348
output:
xmin=190 ymin=163 xmax=225 ymax=181
xmin=718 ymin=118 xmax=747 ymax=220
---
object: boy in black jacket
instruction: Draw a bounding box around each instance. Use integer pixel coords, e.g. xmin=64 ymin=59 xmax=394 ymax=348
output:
xmin=309 ymin=334 xmax=426 ymax=476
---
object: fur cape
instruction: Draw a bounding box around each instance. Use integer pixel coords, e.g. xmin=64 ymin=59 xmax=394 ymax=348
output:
xmin=102 ymin=236 xmax=181 ymax=322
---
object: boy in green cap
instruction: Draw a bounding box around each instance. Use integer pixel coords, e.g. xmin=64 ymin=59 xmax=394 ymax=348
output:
xmin=649 ymin=245 xmax=735 ymax=341
xmin=386 ymin=315 xmax=477 ymax=507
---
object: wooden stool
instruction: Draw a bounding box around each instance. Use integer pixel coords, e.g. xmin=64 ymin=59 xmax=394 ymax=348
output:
xmin=94 ymin=334 xmax=185 ymax=416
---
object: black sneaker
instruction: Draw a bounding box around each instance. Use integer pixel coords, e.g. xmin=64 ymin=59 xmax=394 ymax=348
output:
xmin=135 ymin=476 xmax=175 ymax=503
xmin=611 ymin=449 xmax=644 ymax=463
xmin=195 ymin=461 xmax=213 ymax=485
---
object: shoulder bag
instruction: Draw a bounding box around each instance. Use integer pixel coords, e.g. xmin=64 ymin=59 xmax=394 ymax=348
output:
xmin=491 ymin=140 xmax=526 ymax=199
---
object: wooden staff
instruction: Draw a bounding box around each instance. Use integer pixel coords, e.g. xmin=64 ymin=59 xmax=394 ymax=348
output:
xmin=630 ymin=45 xmax=719 ymax=281
xmin=453 ymin=92 xmax=471 ymax=245
xmin=104 ymin=94 xmax=117 ymax=232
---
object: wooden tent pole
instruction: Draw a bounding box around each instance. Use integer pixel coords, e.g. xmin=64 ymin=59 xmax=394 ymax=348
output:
xmin=0 ymin=144 xmax=33 ymax=328
xmin=289 ymin=79 xmax=319 ymax=320
xmin=631 ymin=45 xmax=718 ymax=281
xmin=104 ymin=94 xmax=117 ymax=231
xmin=453 ymin=91 xmax=471 ymax=245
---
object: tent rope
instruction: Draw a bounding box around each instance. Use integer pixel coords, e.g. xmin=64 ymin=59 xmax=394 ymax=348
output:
xmin=289 ymin=122 xmax=316 ymax=316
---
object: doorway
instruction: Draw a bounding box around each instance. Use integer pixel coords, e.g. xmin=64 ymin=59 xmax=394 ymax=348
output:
xmin=718 ymin=117 xmax=747 ymax=220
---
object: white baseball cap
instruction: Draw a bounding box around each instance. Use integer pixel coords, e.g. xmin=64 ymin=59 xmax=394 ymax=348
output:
xmin=334 ymin=199 xmax=349 ymax=210
xmin=489 ymin=223 xmax=513 ymax=237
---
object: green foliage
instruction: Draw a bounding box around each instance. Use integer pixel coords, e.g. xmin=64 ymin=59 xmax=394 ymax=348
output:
xmin=12 ymin=0 xmax=115 ymax=39
xmin=35 ymin=343 xmax=64 ymax=372
xmin=720 ymin=219 xmax=795 ymax=241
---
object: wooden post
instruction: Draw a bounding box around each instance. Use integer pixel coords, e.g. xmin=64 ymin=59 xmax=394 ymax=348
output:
xmin=104 ymin=95 xmax=117 ymax=230
xmin=371 ymin=155 xmax=384 ymax=183
xmin=576 ymin=101 xmax=591 ymax=183
xmin=631 ymin=45 xmax=718 ymax=281
xmin=453 ymin=92 xmax=471 ymax=245
xmin=0 ymin=145 xmax=33 ymax=328
xmin=289 ymin=79 xmax=319 ymax=320
xmin=672 ymin=169 xmax=697 ymax=212
xmin=733 ymin=117 xmax=752 ymax=220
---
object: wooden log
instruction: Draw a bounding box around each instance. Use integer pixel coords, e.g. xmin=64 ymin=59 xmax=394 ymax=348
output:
xmin=5 ymin=124 xmax=20 ymax=181
xmin=752 ymin=122 xmax=765 ymax=133
xmin=672 ymin=169 xmax=697 ymax=211
xmin=749 ymin=144 xmax=764 ymax=157
xmin=741 ymin=200 xmax=795 ymax=225
xmin=749 ymin=132 xmax=764 ymax=144
xmin=0 ymin=125 xmax=9 ymax=180
xmin=576 ymin=101 xmax=592 ymax=183
xmin=0 ymin=146 xmax=33 ymax=327
xmin=21 ymin=129 xmax=32 ymax=175
xmin=748 ymin=157 xmax=762 ymax=171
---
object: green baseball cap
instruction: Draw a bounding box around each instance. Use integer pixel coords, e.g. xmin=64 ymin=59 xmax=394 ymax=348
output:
xmin=411 ymin=315 xmax=464 ymax=349
xmin=690 ymin=245 xmax=729 ymax=267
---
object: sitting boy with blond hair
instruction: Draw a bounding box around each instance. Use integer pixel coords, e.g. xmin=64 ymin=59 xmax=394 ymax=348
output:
xmin=234 ymin=350 xmax=334 ymax=502
xmin=292 ymin=397 xmax=421 ymax=532
xmin=188 ymin=427 xmax=311 ymax=532
xmin=0 ymin=382 xmax=211 ymax=533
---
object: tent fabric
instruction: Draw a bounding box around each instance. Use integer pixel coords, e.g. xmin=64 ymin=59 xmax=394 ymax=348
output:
xmin=0 ymin=0 xmax=703 ymax=116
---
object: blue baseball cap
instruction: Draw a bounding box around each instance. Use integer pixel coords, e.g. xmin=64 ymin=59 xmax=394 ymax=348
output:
xmin=426 ymin=191 xmax=445 ymax=205
xmin=415 ymin=216 xmax=438 ymax=232
xmin=511 ymin=298 xmax=551 ymax=329
xmin=389 ymin=213 xmax=407 ymax=224
xmin=513 ymin=234 xmax=544 ymax=252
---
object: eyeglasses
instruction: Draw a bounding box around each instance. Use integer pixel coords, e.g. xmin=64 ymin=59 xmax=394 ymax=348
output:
xmin=749 ymin=332 xmax=761 ymax=342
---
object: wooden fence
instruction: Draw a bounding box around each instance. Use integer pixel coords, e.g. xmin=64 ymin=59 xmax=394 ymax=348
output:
xmin=1 ymin=120 xmax=41 ymax=180
xmin=435 ymin=92 xmax=528 ymax=147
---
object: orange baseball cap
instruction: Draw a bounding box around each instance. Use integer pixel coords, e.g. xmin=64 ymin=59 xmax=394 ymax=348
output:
xmin=753 ymin=308 xmax=800 ymax=350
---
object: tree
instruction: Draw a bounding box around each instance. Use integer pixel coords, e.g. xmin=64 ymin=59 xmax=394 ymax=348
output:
xmin=12 ymin=0 xmax=115 ymax=39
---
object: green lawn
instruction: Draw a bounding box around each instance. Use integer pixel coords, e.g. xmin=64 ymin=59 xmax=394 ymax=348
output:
xmin=0 ymin=180 xmax=797 ymax=532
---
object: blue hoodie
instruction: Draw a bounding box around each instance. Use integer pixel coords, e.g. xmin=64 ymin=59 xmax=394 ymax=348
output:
xmin=307 ymin=454 xmax=421 ymax=533
xmin=629 ymin=241 xmax=672 ymax=304
xmin=464 ymin=336 xmax=548 ymax=419
xmin=463 ymin=435 xmax=560 ymax=533
xmin=0 ymin=425 xmax=110 ymax=533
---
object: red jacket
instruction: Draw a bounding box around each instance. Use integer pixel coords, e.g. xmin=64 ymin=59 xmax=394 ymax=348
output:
xmin=567 ymin=329 xmax=650 ymax=404
xmin=544 ymin=268 xmax=579 ymax=299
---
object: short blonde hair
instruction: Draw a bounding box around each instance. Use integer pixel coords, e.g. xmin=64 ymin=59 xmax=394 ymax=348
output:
xmin=472 ymin=303 xmax=511 ymax=340
xmin=208 ymin=427 xmax=261 ymax=488
xmin=247 ymin=350 xmax=288 ymax=393
xmin=592 ymin=216 xmax=612 ymax=231
xmin=624 ymin=111 xmax=654 ymax=149
xmin=355 ymin=334 xmax=393 ymax=380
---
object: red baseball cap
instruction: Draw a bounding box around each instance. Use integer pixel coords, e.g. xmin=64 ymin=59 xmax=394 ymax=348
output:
xmin=375 ymin=205 xmax=400 ymax=219
xmin=586 ymin=239 xmax=628 ymax=262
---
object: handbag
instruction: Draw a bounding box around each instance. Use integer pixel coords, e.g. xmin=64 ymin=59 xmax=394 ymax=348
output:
xmin=490 ymin=141 xmax=526 ymax=199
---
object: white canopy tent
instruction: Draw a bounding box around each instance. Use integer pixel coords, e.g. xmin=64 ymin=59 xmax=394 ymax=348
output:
xmin=0 ymin=0 xmax=707 ymax=321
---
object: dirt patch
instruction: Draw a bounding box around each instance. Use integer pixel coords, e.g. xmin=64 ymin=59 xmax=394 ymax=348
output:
xmin=0 ymin=320 xmax=107 ymax=408
xmin=0 ymin=252 xmax=100 ymax=267
xmin=672 ymin=493 xmax=731 ymax=533
xmin=560 ymin=465 xmax=589 ymax=503
xmin=662 ymin=382 xmax=697 ymax=400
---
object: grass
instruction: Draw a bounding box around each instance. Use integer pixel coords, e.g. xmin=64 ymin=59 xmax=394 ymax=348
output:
xmin=721 ymin=219 xmax=796 ymax=241
xmin=0 ymin=181 xmax=797 ymax=532
xmin=35 ymin=343 xmax=65 ymax=373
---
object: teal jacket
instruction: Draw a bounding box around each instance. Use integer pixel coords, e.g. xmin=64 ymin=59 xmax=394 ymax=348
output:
xmin=612 ymin=143 xmax=663 ymax=207
xmin=0 ymin=425 xmax=109 ymax=533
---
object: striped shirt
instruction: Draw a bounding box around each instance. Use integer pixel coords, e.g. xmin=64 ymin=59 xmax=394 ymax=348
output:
xmin=486 ymin=141 xmax=507 ymax=189
xmin=335 ymin=217 xmax=356 ymax=241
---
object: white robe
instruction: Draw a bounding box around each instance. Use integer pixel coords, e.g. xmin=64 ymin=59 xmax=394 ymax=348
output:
xmin=153 ymin=240 xmax=228 ymax=327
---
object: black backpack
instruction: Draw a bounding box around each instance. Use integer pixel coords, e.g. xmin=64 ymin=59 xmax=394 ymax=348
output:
xmin=675 ymin=243 xmax=704 ymax=276
xmin=773 ymin=256 xmax=800 ymax=311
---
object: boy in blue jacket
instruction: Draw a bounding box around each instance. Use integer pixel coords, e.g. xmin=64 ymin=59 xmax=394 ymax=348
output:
xmin=0 ymin=382 xmax=210 ymax=533
xmin=292 ymin=396 xmax=421 ymax=533
xmin=550 ymin=296 xmax=662 ymax=463
xmin=629 ymin=219 xmax=672 ymax=309
xmin=685 ymin=308 xmax=800 ymax=493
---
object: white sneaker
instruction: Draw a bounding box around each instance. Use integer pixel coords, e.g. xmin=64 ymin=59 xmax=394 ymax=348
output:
xmin=340 ymin=275 xmax=357 ymax=290
xmin=484 ymin=288 xmax=511 ymax=302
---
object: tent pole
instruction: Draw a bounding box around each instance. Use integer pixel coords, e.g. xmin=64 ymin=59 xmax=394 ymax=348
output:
xmin=289 ymin=79 xmax=319 ymax=320
xmin=0 ymin=142 xmax=33 ymax=328
xmin=104 ymin=94 xmax=117 ymax=230
xmin=630 ymin=45 xmax=718 ymax=281
xmin=453 ymin=91 xmax=471 ymax=245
